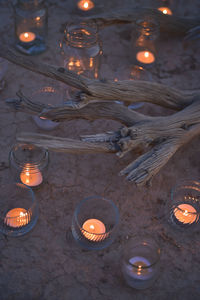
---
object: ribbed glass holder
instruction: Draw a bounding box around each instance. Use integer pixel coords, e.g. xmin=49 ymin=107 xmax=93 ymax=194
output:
xmin=166 ymin=180 xmax=200 ymax=231
xmin=71 ymin=196 xmax=119 ymax=250
xmin=0 ymin=182 xmax=38 ymax=237
xmin=122 ymin=237 xmax=161 ymax=290
xmin=9 ymin=143 xmax=49 ymax=188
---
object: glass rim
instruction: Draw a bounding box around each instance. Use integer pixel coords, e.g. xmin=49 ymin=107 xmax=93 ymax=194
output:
xmin=0 ymin=182 xmax=36 ymax=221
xmin=171 ymin=179 xmax=200 ymax=201
xmin=9 ymin=143 xmax=49 ymax=170
xmin=125 ymin=237 xmax=161 ymax=268
xmin=74 ymin=195 xmax=120 ymax=236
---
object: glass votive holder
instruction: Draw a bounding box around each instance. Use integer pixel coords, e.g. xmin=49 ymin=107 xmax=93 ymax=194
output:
xmin=9 ymin=143 xmax=49 ymax=189
xmin=166 ymin=180 xmax=200 ymax=230
xmin=71 ymin=196 xmax=119 ymax=250
xmin=132 ymin=16 xmax=160 ymax=68
xmin=122 ymin=237 xmax=161 ymax=290
xmin=14 ymin=0 xmax=48 ymax=55
xmin=0 ymin=182 xmax=38 ymax=237
xmin=30 ymin=84 xmax=63 ymax=130
xmin=59 ymin=20 xmax=101 ymax=79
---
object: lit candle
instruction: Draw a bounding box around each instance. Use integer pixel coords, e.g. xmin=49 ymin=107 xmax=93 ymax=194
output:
xmin=4 ymin=208 xmax=30 ymax=228
xmin=158 ymin=7 xmax=173 ymax=15
xmin=82 ymin=218 xmax=106 ymax=241
xmin=77 ymin=0 xmax=94 ymax=11
xmin=19 ymin=32 xmax=36 ymax=43
xmin=174 ymin=204 xmax=197 ymax=224
xmin=20 ymin=163 xmax=43 ymax=187
xmin=136 ymin=51 xmax=155 ymax=64
xmin=127 ymin=256 xmax=153 ymax=280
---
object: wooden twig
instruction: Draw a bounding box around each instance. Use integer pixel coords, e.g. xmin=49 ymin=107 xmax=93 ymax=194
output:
xmin=88 ymin=8 xmax=200 ymax=36
xmin=0 ymin=47 xmax=199 ymax=110
xmin=1 ymin=46 xmax=200 ymax=186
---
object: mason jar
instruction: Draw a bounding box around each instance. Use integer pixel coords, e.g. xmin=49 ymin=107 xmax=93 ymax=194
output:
xmin=132 ymin=16 xmax=160 ymax=68
xmin=14 ymin=0 xmax=48 ymax=55
xmin=59 ymin=20 xmax=101 ymax=79
xmin=9 ymin=143 xmax=49 ymax=188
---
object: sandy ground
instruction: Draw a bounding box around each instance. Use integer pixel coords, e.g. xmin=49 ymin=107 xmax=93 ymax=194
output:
xmin=0 ymin=0 xmax=200 ymax=299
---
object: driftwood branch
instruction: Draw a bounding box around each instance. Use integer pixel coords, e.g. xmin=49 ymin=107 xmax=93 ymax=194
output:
xmin=1 ymin=46 xmax=199 ymax=111
xmin=1 ymin=46 xmax=200 ymax=185
xmin=88 ymin=8 xmax=200 ymax=36
xmin=17 ymin=132 xmax=115 ymax=154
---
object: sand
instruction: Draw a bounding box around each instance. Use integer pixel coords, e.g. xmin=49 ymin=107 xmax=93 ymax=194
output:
xmin=0 ymin=0 xmax=200 ymax=299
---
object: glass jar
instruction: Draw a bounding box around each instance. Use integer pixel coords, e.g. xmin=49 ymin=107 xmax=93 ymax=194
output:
xmin=166 ymin=180 xmax=200 ymax=231
xmin=9 ymin=143 xmax=49 ymax=188
xmin=0 ymin=182 xmax=38 ymax=237
xmin=59 ymin=20 xmax=102 ymax=100
xmin=122 ymin=237 xmax=161 ymax=290
xmin=71 ymin=196 xmax=119 ymax=250
xmin=14 ymin=0 xmax=48 ymax=55
xmin=132 ymin=16 xmax=160 ymax=68
xmin=59 ymin=20 xmax=101 ymax=79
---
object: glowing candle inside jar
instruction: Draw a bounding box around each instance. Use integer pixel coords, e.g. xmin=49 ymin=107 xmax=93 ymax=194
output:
xmin=174 ymin=204 xmax=197 ymax=224
xmin=4 ymin=208 xmax=30 ymax=228
xmin=127 ymin=256 xmax=153 ymax=280
xmin=136 ymin=51 xmax=155 ymax=64
xmin=158 ymin=7 xmax=173 ymax=15
xmin=20 ymin=163 xmax=43 ymax=187
xmin=19 ymin=32 xmax=36 ymax=43
xmin=77 ymin=0 xmax=94 ymax=11
xmin=82 ymin=219 xmax=106 ymax=242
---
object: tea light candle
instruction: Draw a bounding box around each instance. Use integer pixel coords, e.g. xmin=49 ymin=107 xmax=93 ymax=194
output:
xmin=77 ymin=0 xmax=94 ymax=11
xmin=127 ymin=256 xmax=153 ymax=280
xmin=20 ymin=163 xmax=43 ymax=187
xmin=4 ymin=208 xmax=30 ymax=228
xmin=82 ymin=218 xmax=106 ymax=241
xmin=19 ymin=32 xmax=36 ymax=43
xmin=174 ymin=204 xmax=197 ymax=224
xmin=136 ymin=51 xmax=155 ymax=64
xmin=158 ymin=7 xmax=172 ymax=15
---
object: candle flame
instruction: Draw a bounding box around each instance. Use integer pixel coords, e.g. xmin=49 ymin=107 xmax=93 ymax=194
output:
xmin=24 ymin=32 xmax=29 ymax=38
xmin=36 ymin=16 xmax=40 ymax=21
xmin=90 ymin=224 xmax=95 ymax=230
xmin=144 ymin=52 xmax=149 ymax=58
xmin=84 ymin=1 xmax=89 ymax=8
xmin=163 ymin=9 xmax=168 ymax=14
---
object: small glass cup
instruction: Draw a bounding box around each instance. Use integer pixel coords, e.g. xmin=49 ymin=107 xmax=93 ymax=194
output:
xmin=30 ymin=84 xmax=63 ymax=130
xmin=14 ymin=0 xmax=48 ymax=55
xmin=122 ymin=237 xmax=161 ymax=290
xmin=132 ymin=16 xmax=160 ymax=68
xmin=166 ymin=180 xmax=200 ymax=230
xmin=0 ymin=182 xmax=38 ymax=237
xmin=9 ymin=143 xmax=49 ymax=189
xmin=71 ymin=196 xmax=119 ymax=250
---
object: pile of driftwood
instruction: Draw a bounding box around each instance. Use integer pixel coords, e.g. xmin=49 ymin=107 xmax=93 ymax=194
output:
xmin=1 ymin=8 xmax=200 ymax=186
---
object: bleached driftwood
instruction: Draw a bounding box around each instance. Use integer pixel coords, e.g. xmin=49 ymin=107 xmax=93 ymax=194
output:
xmin=87 ymin=8 xmax=200 ymax=36
xmin=1 ymin=43 xmax=200 ymax=186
